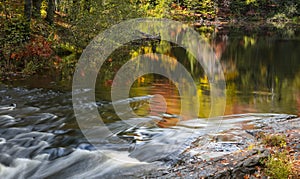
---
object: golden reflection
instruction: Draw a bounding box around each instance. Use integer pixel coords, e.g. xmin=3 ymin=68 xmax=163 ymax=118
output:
xmin=130 ymin=78 xmax=182 ymax=128
xmin=157 ymin=117 xmax=180 ymax=128
xmin=96 ymin=30 xmax=300 ymax=128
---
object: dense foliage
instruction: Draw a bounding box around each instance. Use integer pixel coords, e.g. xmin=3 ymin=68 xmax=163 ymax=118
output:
xmin=0 ymin=0 xmax=299 ymax=74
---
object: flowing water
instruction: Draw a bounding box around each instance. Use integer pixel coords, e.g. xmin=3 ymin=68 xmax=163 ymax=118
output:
xmin=0 ymin=26 xmax=299 ymax=178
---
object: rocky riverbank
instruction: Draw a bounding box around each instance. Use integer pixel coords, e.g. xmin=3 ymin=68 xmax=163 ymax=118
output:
xmin=141 ymin=114 xmax=300 ymax=178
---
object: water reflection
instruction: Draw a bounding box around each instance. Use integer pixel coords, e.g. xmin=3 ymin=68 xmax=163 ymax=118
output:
xmin=94 ymin=27 xmax=300 ymax=119
xmin=131 ymin=78 xmax=181 ymax=127
xmin=221 ymin=34 xmax=300 ymax=116
xmin=3 ymin=26 xmax=300 ymax=118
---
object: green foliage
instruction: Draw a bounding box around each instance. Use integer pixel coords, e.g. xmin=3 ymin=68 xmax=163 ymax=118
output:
xmin=228 ymin=0 xmax=300 ymax=20
xmin=1 ymin=0 xmax=300 ymax=76
xmin=136 ymin=0 xmax=217 ymax=19
xmin=152 ymin=0 xmax=172 ymax=18
xmin=1 ymin=16 xmax=30 ymax=46
xmin=263 ymin=151 xmax=293 ymax=179
xmin=132 ymin=0 xmax=173 ymax=17
xmin=267 ymin=13 xmax=289 ymax=29
xmin=0 ymin=1 xmax=30 ymax=46
xmin=267 ymin=2 xmax=298 ymax=26
xmin=195 ymin=0 xmax=215 ymax=19
xmin=284 ymin=3 xmax=298 ymax=17
xmin=229 ymin=0 xmax=246 ymax=17
xmin=183 ymin=0 xmax=216 ymax=19
xmin=64 ymin=0 xmax=142 ymax=50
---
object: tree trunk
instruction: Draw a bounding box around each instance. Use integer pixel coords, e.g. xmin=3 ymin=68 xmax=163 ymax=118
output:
xmin=32 ymin=0 xmax=42 ymax=18
xmin=24 ymin=0 xmax=32 ymax=22
xmin=55 ymin=0 xmax=60 ymax=12
xmin=46 ymin=0 xmax=55 ymax=24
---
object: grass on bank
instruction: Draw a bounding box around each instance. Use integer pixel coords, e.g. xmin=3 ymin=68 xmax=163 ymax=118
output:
xmin=258 ymin=133 xmax=297 ymax=179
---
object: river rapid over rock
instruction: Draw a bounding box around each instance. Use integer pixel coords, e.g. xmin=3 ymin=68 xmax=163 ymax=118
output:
xmin=0 ymin=85 xmax=298 ymax=178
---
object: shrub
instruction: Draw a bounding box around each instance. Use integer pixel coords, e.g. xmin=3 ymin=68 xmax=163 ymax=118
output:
xmin=264 ymin=151 xmax=294 ymax=179
xmin=9 ymin=36 xmax=55 ymax=74
xmin=261 ymin=134 xmax=287 ymax=147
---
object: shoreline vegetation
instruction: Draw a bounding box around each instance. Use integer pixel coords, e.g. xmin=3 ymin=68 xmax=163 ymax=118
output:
xmin=1 ymin=0 xmax=300 ymax=76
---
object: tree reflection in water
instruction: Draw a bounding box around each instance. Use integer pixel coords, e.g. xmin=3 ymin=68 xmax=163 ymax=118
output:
xmin=93 ymin=26 xmax=300 ymax=124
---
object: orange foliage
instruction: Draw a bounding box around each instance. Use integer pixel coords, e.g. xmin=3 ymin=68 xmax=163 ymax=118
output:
xmin=12 ymin=36 xmax=54 ymax=61
xmin=6 ymin=36 xmax=63 ymax=72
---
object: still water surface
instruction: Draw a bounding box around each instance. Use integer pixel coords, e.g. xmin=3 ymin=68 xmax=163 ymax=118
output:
xmin=0 ymin=26 xmax=299 ymax=178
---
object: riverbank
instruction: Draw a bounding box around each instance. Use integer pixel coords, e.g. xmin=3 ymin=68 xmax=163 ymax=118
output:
xmin=141 ymin=115 xmax=300 ymax=178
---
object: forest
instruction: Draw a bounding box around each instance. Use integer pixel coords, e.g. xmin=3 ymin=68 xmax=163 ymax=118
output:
xmin=0 ymin=0 xmax=299 ymax=75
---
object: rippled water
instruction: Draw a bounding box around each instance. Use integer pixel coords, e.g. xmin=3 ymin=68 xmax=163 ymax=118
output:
xmin=0 ymin=85 xmax=205 ymax=178
xmin=0 ymin=84 xmax=296 ymax=178
xmin=0 ymin=85 xmax=156 ymax=178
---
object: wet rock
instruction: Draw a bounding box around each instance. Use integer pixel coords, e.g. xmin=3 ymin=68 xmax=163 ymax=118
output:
xmin=42 ymin=147 xmax=74 ymax=160
xmin=0 ymin=154 xmax=13 ymax=166
xmin=143 ymin=116 xmax=300 ymax=178
xmin=76 ymin=143 xmax=96 ymax=150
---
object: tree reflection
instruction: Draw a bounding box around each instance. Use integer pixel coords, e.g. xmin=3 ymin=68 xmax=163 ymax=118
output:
xmin=95 ymin=26 xmax=300 ymax=122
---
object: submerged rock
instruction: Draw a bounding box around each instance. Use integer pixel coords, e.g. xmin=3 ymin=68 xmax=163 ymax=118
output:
xmin=0 ymin=154 xmax=13 ymax=167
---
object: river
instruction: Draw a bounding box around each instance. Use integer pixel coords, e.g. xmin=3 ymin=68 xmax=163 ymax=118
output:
xmin=0 ymin=25 xmax=299 ymax=178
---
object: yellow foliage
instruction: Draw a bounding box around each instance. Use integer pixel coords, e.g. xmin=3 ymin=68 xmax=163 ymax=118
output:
xmin=243 ymin=36 xmax=256 ymax=48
